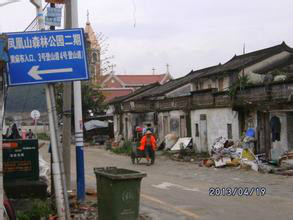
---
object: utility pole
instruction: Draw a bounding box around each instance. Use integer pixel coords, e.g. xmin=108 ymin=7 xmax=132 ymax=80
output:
xmin=72 ymin=0 xmax=86 ymax=201
xmin=30 ymin=1 xmax=70 ymax=219
xmin=62 ymin=0 xmax=73 ymax=191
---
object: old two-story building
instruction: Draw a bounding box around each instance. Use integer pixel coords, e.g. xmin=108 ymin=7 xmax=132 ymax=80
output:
xmin=109 ymin=42 xmax=293 ymax=157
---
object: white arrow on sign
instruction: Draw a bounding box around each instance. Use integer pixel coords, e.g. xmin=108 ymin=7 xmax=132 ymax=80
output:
xmin=28 ymin=65 xmax=73 ymax=80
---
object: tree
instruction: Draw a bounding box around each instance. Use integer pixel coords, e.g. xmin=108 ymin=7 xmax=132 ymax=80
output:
xmin=55 ymin=81 xmax=106 ymax=121
xmin=96 ymin=32 xmax=115 ymax=75
xmin=81 ymin=81 xmax=106 ymax=119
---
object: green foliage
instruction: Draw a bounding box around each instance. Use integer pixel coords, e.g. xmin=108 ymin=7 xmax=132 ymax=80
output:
xmin=16 ymin=199 xmax=52 ymax=220
xmin=228 ymin=75 xmax=249 ymax=98
xmin=37 ymin=132 xmax=50 ymax=141
xmin=81 ymin=81 xmax=106 ymax=118
xmin=111 ymin=140 xmax=133 ymax=155
xmin=55 ymin=81 xmax=106 ymax=119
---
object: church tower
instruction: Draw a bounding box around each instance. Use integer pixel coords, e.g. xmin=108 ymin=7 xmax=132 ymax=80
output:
xmin=85 ymin=11 xmax=101 ymax=83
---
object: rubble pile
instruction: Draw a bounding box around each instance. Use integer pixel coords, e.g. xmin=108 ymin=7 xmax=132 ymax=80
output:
xmin=201 ymin=136 xmax=257 ymax=170
xmin=68 ymin=190 xmax=98 ymax=220
xmin=201 ymin=136 xmax=293 ymax=175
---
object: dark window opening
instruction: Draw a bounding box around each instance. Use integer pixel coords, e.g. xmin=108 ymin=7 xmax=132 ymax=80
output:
xmin=218 ymin=78 xmax=224 ymax=91
xmin=195 ymin=123 xmax=199 ymax=137
xmin=227 ymin=123 xmax=232 ymax=139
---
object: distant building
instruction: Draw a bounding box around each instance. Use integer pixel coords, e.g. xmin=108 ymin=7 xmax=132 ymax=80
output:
xmin=109 ymin=42 xmax=293 ymax=159
xmin=99 ymin=72 xmax=172 ymax=102
xmin=84 ymin=14 xmax=172 ymax=102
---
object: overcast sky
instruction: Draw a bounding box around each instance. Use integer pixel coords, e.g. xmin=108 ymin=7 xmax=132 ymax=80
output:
xmin=0 ymin=0 xmax=292 ymax=78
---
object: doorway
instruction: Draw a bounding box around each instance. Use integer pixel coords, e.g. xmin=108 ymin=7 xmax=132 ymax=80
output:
xmin=199 ymin=114 xmax=208 ymax=152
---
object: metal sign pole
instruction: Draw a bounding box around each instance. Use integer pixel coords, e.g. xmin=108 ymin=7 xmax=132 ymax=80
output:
xmin=72 ymin=0 xmax=85 ymax=201
xmin=45 ymin=84 xmax=67 ymax=219
xmin=29 ymin=1 xmax=69 ymax=219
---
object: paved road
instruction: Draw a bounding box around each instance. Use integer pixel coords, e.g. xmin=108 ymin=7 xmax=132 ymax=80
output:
xmin=41 ymin=145 xmax=293 ymax=220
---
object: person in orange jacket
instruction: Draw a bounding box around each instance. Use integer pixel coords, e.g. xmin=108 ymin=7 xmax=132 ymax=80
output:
xmin=139 ymin=128 xmax=157 ymax=165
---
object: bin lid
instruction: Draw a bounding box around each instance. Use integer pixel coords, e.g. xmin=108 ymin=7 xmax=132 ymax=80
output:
xmin=94 ymin=167 xmax=147 ymax=180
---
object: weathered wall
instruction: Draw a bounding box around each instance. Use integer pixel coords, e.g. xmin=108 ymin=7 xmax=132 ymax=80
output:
xmin=157 ymin=110 xmax=187 ymax=142
xmin=287 ymin=113 xmax=293 ymax=150
xmin=270 ymin=112 xmax=289 ymax=151
xmin=192 ymin=76 xmax=230 ymax=92
xmin=113 ymin=114 xmax=120 ymax=138
xmin=191 ymin=108 xmax=240 ymax=152
xmin=120 ymin=112 xmax=156 ymax=140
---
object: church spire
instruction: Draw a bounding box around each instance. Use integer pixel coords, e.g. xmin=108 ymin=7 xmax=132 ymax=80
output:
xmin=86 ymin=10 xmax=90 ymax=25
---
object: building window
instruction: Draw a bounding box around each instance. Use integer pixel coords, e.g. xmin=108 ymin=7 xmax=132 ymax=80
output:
xmin=195 ymin=123 xmax=199 ymax=137
xmin=208 ymin=84 xmax=211 ymax=89
xmin=227 ymin=123 xmax=232 ymax=139
xmin=199 ymin=81 xmax=204 ymax=90
xmin=163 ymin=116 xmax=169 ymax=136
xmin=218 ymin=78 xmax=224 ymax=91
xmin=92 ymin=52 xmax=97 ymax=62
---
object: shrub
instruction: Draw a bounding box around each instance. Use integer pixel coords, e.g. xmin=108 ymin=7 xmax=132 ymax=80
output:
xmin=111 ymin=140 xmax=133 ymax=155
xmin=37 ymin=132 xmax=50 ymax=141
xmin=16 ymin=199 xmax=52 ymax=220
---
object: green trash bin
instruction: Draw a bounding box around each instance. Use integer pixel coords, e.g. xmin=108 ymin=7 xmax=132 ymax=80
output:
xmin=94 ymin=167 xmax=147 ymax=220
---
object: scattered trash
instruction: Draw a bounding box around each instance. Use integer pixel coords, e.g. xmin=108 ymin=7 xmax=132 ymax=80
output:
xmin=241 ymin=160 xmax=259 ymax=172
xmin=39 ymin=152 xmax=50 ymax=191
xmin=241 ymin=148 xmax=256 ymax=161
xmin=258 ymin=164 xmax=273 ymax=173
xmin=202 ymin=134 xmax=293 ymax=176
xmin=85 ymin=188 xmax=97 ymax=196
xmin=214 ymin=157 xmax=231 ymax=168
xmin=164 ymin=133 xmax=178 ymax=150
xmin=202 ymin=136 xmax=260 ymax=172
xmin=69 ymin=195 xmax=97 ymax=220
xmin=170 ymin=137 xmax=193 ymax=151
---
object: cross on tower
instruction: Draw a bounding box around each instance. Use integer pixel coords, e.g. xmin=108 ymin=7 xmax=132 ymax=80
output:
xmin=166 ymin=63 xmax=170 ymax=73
xmin=87 ymin=10 xmax=90 ymax=24
xmin=110 ymin=64 xmax=116 ymax=74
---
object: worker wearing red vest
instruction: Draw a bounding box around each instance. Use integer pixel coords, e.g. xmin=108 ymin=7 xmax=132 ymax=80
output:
xmin=139 ymin=128 xmax=157 ymax=165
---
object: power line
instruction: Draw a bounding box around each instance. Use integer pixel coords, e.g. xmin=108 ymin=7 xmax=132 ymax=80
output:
xmin=24 ymin=2 xmax=49 ymax=32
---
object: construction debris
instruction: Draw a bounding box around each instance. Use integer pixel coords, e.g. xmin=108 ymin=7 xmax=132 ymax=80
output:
xmin=202 ymin=135 xmax=293 ymax=175
xmin=202 ymin=136 xmax=261 ymax=172
xmin=164 ymin=133 xmax=178 ymax=150
xmin=170 ymin=137 xmax=192 ymax=151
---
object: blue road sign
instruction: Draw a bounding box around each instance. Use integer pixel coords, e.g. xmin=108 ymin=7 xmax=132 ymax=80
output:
xmin=6 ymin=28 xmax=89 ymax=86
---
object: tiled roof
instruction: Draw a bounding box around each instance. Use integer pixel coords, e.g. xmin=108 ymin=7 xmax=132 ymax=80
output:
xmin=108 ymin=82 xmax=160 ymax=104
xmin=116 ymin=74 xmax=167 ymax=85
xmin=101 ymin=89 xmax=133 ymax=102
xmin=106 ymin=42 xmax=293 ymax=103
xmin=199 ymin=42 xmax=293 ymax=78
xmin=127 ymin=65 xmax=219 ymax=101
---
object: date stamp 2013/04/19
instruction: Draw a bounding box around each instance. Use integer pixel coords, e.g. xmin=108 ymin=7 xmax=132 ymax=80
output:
xmin=209 ymin=187 xmax=266 ymax=197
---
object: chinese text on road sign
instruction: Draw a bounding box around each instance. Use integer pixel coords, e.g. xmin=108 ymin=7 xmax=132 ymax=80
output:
xmin=7 ymin=28 xmax=89 ymax=86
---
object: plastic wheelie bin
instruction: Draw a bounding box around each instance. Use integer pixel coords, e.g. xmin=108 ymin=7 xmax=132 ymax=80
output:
xmin=94 ymin=167 xmax=146 ymax=220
